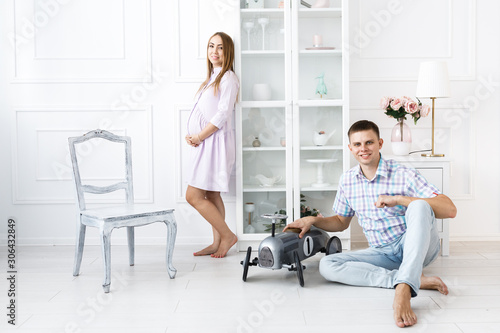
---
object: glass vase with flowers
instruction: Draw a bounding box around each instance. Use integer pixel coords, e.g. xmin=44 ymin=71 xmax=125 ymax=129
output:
xmin=380 ymin=96 xmax=431 ymax=155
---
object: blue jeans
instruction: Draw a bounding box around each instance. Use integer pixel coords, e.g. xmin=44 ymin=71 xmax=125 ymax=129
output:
xmin=319 ymin=200 xmax=440 ymax=297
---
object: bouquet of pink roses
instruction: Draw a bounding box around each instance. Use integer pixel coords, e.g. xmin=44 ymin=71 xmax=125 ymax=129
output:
xmin=380 ymin=96 xmax=431 ymax=125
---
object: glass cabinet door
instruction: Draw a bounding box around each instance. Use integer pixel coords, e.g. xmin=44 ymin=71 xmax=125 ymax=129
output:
xmin=240 ymin=106 xmax=290 ymax=234
xmin=292 ymin=0 xmax=347 ymax=222
xmin=236 ymin=0 xmax=350 ymax=249
xmin=237 ymin=0 xmax=292 ymax=240
xmin=294 ymin=1 xmax=343 ymax=101
xmin=294 ymin=105 xmax=344 ymax=221
xmin=240 ymin=2 xmax=288 ymax=102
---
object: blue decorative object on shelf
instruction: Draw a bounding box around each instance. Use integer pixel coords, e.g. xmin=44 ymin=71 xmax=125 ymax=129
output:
xmin=315 ymin=73 xmax=327 ymax=98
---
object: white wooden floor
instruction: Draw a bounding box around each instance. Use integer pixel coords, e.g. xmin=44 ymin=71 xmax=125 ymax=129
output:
xmin=1 ymin=241 xmax=500 ymax=333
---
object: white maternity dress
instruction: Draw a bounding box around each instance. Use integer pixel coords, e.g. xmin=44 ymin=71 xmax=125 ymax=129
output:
xmin=186 ymin=67 xmax=239 ymax=192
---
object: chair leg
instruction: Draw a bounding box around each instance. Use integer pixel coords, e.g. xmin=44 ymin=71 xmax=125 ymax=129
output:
xmin=127 ymin=226 xmax=135 ymax=266
xmin=100 ymin=225 xmax=113 ymax=293
xmin=73 ymin=222 xmax=86 ymax=276
xmin=164 ymin=213 xmax=177 ymax=279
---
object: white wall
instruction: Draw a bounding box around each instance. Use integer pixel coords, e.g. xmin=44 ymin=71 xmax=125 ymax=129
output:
xmin=348 ymin=0 xmax=500 ymax=242
xmin=0 ymin=0 xmax=239 ymax=246
xmin=0 ymin=0 xmax=498 ymax=247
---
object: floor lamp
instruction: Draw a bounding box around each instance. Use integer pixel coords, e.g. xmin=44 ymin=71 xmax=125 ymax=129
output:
xmin=416 ymin=61 xmax=450 ymax=157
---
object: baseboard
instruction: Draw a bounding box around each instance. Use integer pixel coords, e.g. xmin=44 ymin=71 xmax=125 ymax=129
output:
xmin=11 ymin=236 xmax=214 ymax=246
xmin=8 ymin=234 xmax=500 ymax=246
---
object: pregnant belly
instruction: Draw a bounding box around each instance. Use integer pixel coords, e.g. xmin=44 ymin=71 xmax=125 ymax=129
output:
xmin=187 ymin=108 xmax=207 ymax=135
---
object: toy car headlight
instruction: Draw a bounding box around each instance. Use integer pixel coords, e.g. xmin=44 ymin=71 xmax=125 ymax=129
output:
xmin=259 ymin=246 xmax=274 ymax=268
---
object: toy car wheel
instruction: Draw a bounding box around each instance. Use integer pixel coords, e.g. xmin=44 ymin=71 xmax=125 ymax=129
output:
xmin=294 ymin=251 xmax=304 ymax=287
xmin=326 ymin=236 xmax=342 ymax=255
xmin=242 ymin=246 xmax=252 ymax=282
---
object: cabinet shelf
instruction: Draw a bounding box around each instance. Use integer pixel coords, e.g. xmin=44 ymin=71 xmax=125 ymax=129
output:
xmin=242 ymin=50 xmax=285 ymax=56
xmin=297 ymin=99 xmax=344 ymax=107
xmin=299 ymin=49 xmax=342 ymax=56
xmin=241 ymin=8 xmax=284 ymax=18
xmin=243 ymin=185 xmax=286 ymax=192
xmin=239 ymin=101 xmax=287 ymax=108
xmin=300 ymin=145 xmax=343 ymax=151
xmin=243 ymin=147 xmax=286 ymax=151
xmin=300 ymin=185 xmax=339 ymax=192
xmin=298 ymin=8 xmax=342 ymax=18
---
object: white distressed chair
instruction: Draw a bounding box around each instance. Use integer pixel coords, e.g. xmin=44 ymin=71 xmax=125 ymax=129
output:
xmin=68 ymin=129 xmax=177 ymax=292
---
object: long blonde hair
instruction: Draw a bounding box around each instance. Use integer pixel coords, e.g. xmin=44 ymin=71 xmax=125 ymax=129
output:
xmin=196 ymin=32 xmax=236 ymax=97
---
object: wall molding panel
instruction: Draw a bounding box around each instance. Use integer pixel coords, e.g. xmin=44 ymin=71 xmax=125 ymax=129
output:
xmin=12 ymin=0 xmax=152 ymax=83
xmin=12 ymin=106 xmax=154 ymax=204
xmin=350 ymin=0 xmax=476 ymax=81
xmin=174 ymin=104 xmax=193 ymax=201
xmin=35 ymin=128 xmax=127 ymax=181
xmin=357 ymin=0 xmax=453 ymax=60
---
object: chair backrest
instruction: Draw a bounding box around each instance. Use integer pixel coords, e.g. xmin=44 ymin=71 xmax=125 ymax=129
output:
xmin=68 ymin=129 xmax=134 ymax=211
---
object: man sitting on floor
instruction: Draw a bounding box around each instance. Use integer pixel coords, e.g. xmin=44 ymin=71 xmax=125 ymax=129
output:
xmin=284 ymin=120 xmax=457 ymax=328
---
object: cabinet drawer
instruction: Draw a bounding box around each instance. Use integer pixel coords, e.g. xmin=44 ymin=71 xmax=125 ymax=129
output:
xmin=415 ymin=167 xmax=443 ymax=192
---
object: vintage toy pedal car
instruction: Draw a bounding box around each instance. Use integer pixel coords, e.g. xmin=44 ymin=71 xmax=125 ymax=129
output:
xmin=240 ymin=213 xmax=342 ymax=287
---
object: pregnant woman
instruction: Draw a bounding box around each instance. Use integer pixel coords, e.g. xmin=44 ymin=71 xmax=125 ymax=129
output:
xmin=185 ymin=32 xmax=239 ymax=258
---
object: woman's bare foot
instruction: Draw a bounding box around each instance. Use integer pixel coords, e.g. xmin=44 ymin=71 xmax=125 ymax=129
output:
xmin=393 ymin=284 xmax=417 ymax=328
xmin=211 ymin=234 xmax=238 ymax=258
xmin=421 ymin=274 xmax=449 ymax=295
xmin=193 ymin=243 xmax=219 ymax=256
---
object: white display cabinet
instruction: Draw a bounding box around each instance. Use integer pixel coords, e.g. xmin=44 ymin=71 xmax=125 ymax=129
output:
xmin=236 ymin=0 xmax=349 ymax=251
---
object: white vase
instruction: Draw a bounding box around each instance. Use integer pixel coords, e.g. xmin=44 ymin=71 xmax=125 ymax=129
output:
xmin=391 ymin=142 xmax=411 ymax=155
xmin=252 ymin=83 xmax=271 ymax=101
xmin=391 ymin=118 xmax=412 ymax=155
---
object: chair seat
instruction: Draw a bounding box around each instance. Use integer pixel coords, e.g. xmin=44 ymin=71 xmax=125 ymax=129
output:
xmin=82 ymin=205 xmax=174 ymax=222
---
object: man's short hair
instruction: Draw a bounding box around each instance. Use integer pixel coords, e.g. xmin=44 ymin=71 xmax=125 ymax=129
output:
xmin=348 ymin=120 xmax=380 ymax=142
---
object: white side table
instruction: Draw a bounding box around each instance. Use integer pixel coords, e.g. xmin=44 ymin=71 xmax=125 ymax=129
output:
xmin=386 ymin=155 xmax=451 ymax=256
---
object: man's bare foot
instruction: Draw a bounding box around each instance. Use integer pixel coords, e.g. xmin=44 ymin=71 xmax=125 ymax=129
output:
xmin=211 ymin=234 xmax=238 ymax=258
xmin=420 ymin=274 xmax=448 ymax=295
xmin=193 ymin=243 xmax=219 ymax=256
xmin=393 ymin=284 xmax=417 ymax=328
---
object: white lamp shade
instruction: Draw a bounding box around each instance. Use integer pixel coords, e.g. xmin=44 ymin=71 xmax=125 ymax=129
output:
xmin=416 ymin=61 xmax=450 ymax=98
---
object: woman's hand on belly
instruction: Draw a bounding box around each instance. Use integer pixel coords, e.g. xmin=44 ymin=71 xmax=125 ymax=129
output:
xmin=185 ymin=134 xmax=200 ymax=147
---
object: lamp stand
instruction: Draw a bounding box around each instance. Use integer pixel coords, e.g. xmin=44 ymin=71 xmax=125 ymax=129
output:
xmin=422 ymin=97 xmax=444 ymax=157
